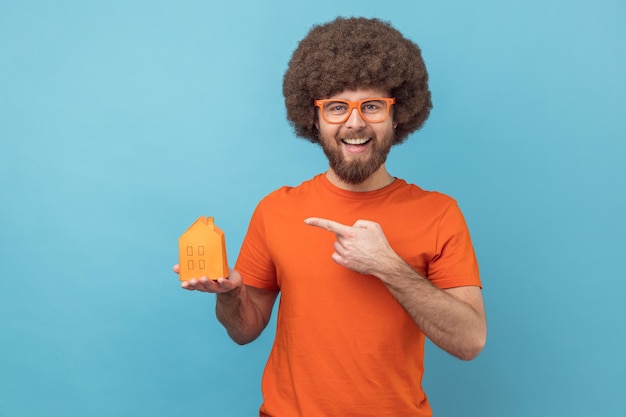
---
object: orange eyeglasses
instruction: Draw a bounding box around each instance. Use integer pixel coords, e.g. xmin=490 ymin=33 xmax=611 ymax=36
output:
xmin=314 ymin=97 xmax=396 ymax=124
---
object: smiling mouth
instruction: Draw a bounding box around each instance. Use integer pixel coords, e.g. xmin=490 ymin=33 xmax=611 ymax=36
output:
xmin=341 ymin=138 xmax=371 ymax=146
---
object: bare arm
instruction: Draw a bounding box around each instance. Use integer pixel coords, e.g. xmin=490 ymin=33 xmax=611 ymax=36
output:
xmin=374 ymin=255 xmax=486 ymax=360
xmin=215 ymin=279 xmax=279 ymax=345
xmin=304 ymin=218 xmax=487 ymax=360
xmin=174 ymin=265 xmax=279 ymax=345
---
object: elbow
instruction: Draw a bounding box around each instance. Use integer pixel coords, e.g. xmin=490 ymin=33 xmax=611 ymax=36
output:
xmin=227 ymin=329 xmax=261 ymax=346
xmin=458 ymin=343 xmax=484 ymax=361
xmin=232 ymin=337 xmax=254 ymax=346
xmin=458 ymin=331 xmax=487 ymax=361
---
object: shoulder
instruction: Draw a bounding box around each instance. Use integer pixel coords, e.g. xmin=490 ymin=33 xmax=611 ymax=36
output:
xmin=392 ymin=179 xmax=458 ymax=211
xmin=259 ymin=175 xmax=323 ymax=206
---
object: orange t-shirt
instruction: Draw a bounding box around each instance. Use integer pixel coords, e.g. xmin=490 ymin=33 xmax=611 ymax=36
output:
xmin=235 ymin=174 xmax=481 ymax=417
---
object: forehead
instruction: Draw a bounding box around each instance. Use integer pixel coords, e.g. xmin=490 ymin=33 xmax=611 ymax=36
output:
xmin=326 ymin=87 xmax=390 ymax=101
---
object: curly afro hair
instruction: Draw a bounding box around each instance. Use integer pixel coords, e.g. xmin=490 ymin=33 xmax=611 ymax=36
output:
xmin=282 ymin=16 xmax=432 ymax=144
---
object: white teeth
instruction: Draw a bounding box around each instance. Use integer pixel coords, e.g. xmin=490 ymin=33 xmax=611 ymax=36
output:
xmin=342 ymin=138 xmax=370 ymax=145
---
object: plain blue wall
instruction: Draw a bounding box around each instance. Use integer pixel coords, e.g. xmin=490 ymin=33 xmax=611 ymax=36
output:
xmin=1 ymin=1 xmax=625 ymax=416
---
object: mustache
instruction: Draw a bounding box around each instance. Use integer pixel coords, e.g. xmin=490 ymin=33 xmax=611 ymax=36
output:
xmin=339 ymin=131 xmax=374 ymax=140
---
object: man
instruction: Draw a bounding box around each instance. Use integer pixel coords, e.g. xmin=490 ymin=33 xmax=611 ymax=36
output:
xmin=175 ymin=17 xmax=486 ymax=417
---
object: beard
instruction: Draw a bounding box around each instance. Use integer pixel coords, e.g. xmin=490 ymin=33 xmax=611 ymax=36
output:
xmin=319 ymin=129 xmax=394 ymax=185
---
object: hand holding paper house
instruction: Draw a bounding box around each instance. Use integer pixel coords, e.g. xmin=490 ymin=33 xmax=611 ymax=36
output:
xmin=178 ymin=216 xmax=229 ymax=281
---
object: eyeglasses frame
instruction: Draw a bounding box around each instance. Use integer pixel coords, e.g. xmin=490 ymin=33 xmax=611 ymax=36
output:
xmin=314 ymin=97 xmax=396 ymax=124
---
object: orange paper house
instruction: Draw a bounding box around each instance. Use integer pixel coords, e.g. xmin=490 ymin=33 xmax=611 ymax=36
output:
xmin=178 ymin=216 xmax=228 ymax=281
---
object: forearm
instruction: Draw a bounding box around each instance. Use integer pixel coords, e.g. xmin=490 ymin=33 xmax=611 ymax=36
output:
xmin=215 ymin=285 xmax=269 ymax=345
xmin=376 ymin=255 xmax=486 ymax=360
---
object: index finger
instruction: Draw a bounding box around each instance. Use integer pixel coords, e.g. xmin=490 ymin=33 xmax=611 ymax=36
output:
xmin=304 ymin=217 xmax=352 ymax=235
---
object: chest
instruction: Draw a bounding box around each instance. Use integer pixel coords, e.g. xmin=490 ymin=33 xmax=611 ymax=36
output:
xmin=263 ymin=197 xmax=442 ymax=286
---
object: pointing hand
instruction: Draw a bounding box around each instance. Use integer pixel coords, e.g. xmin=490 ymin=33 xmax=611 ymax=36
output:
xmin=304 ymin=217 xmax=399 ymax=276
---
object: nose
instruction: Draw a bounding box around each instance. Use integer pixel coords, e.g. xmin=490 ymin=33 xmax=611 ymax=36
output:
xmin=344 ymin=108 xmax=367 ymax=129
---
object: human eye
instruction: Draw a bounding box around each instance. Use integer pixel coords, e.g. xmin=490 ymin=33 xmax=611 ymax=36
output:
xmin=325 ymin=101 xmax=349 ymax=114
xmin=361 ymin=100 xmax=385 ymax=114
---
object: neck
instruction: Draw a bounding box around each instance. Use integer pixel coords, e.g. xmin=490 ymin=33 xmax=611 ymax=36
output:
xmin=325 ymin=165 xmax=395 ymax=192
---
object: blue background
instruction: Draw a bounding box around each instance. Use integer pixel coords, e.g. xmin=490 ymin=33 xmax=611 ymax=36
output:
xmin=1 ymin=1 xmax=625 ymax=416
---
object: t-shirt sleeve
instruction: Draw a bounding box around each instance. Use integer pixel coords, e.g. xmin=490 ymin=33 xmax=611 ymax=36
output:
xmin=427 ymin=203 xmax=482 ymax=289
xmin=235 ymin=200 xmax=279 ymax=291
